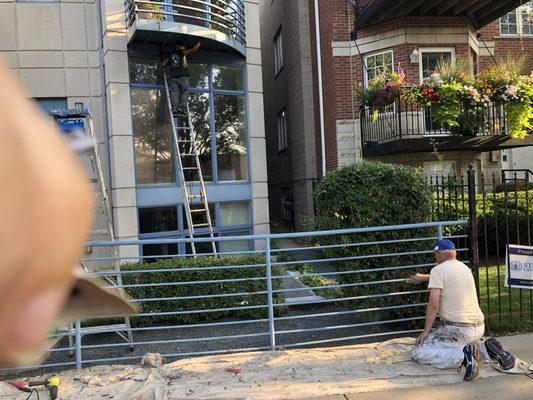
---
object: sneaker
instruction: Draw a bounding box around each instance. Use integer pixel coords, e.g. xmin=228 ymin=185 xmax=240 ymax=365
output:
xmin=485 ymin=337 xmax=515 ymax=370
xmin=457 ymin=344 xmax=479 ymax=381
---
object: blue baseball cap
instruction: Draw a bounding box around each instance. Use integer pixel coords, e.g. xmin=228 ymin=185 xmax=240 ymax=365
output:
xmin=433 ymin=239 xmax=455 ymax=251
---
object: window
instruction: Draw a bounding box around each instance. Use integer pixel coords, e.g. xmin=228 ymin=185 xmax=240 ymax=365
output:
xmin=139 ymin=207 xmax=178 ymax=234
xmin=274 ymin=28 xmax=283 ymax=75
xmin=277 ymin=108 xmax=288 ymax=151
xmin=419 ymin=49 xmax=453 ymax=82
xmin=220 ymin=202 xmax=250 ymax=226
xmin=129 ymin=57 xmax=248 ymax=184
xmin=131 ymin=88 xmax=176 ymax=184
xmin=215 ymin=95 xmax=247 ymax=181
xmin=364 ymin=50 xmax=393 ymax=85
xmin=500 ymin=2 xmax=533 ymax=36
xmin=423 ymin=161 xmax=456 ymax=182
xmin=34 ymin=98 xmax=67 ymax=115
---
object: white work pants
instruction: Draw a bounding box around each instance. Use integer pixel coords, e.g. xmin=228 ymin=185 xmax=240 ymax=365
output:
xmin=411 ymin=323 xmax=490 ymax=369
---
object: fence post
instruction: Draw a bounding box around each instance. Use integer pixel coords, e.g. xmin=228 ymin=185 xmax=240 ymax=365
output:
xmin=265 ymin=238 xmax=276 ymax=350
xmin=75 ymin=320 xmax=82 ymax=369
xmin=467 ymin=165 xmax=481 ymax=298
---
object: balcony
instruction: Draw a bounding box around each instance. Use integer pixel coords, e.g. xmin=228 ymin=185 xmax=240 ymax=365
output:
xmin=361 ymin=99 xmax=533 ymax=156
xmin=356 ymin=0 xmax=522 ymax=30
xmin=125 ymin=0 xmax=246 ymax=55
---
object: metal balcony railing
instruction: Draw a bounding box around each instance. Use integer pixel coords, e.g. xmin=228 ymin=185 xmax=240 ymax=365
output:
xmin=361 ymin=98 xmax=510 ymax=146
xmin=126 ymin=0 xmax=246 ymax=46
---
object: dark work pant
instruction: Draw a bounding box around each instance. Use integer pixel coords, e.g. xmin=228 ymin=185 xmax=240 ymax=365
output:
xmin=169 ymin=76 xmax=190 ymax=111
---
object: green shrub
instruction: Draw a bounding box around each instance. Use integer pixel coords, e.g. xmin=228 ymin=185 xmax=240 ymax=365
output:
xmin=121 ymin=254 xmax=285 ymax=326
xmin=314 ymin=162 xmax=435 ymax=327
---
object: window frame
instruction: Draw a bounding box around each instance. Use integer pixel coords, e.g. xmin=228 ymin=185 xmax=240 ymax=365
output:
xmin=137 ymin=201 xmax=253 ymax=256
xmin=500 ymin=3 xmax=533 ymax=36
xmin=418 ymin=48 xmax=455 ymax=83
xmin=273 ymin=27 xmax=284 ymax=76
xmin=363 ymin=49 xmax=394 ymax=87
xmin=277 ymin=108 xmax=288 ymax=152
xmin=128 ymin=54 xmax=250 ymax=187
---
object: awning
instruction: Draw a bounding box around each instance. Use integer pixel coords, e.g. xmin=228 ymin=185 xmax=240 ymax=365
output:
xmin=356 ymin=0 xmax=524 ymax=30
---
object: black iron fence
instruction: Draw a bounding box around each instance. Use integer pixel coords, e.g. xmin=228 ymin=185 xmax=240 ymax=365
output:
xmin=361 ymin=99 xmax=508 ymax=145
xmin=430 ymin=168 xmax=532 ymax=332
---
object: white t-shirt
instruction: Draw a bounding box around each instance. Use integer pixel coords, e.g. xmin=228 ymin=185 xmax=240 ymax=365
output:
xmin=428 ymin=259 xmax=484 ymax=324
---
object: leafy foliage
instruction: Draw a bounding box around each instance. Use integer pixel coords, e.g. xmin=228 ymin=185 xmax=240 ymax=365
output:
xmin=314 ymin=162 xmax=434 ymax=327
xmin=121 ymin=254 xmax=285 ymax=326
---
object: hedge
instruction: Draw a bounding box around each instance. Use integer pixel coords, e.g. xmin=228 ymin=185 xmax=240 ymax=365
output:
xmin=314 ymin=162 xmax=435 ymax=326
xmin=121 ymin=254 xmax=285 ymax=326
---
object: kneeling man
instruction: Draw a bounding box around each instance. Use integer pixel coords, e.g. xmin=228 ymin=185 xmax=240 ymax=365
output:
xmin=410 ymin=239 xmax=515 ymax=381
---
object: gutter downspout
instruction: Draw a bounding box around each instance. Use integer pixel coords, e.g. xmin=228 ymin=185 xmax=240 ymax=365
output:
xmin=313 ymin=0 xmax=326 ymax=177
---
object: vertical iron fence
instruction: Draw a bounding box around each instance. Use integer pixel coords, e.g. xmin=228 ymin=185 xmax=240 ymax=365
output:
xmin=430 ymin=168 xmax=532 ymax=332
xmin=2 ymin=221 xmax=466 ymax=373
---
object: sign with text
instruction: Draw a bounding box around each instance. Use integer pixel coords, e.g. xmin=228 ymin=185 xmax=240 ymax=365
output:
xmin=505 ymin=245 xmax=533 ymax=289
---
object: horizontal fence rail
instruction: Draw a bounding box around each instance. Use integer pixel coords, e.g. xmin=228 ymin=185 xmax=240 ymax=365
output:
xmin=5 ymin=221 xmax=468 ymax=372
xmin=361 ymin=98 xmax=508 ymax=145
xmin=125 ymin=0 xmax=246 ymax=45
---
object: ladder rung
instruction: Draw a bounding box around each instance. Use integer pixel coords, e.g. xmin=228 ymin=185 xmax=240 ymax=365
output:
xmin=177 ymin=139 xmax=191 ymax=142
xmin=193 ymin=223 xmax=210 ymax=228
xmin=88 ymin=178 xmax=99 ymax=184
xmin=190 ymin=208 xmax=207 ymax=213
xmin=180 ymin=153 xmax=196 ymax=156
xmin=188 ymin=194 xmax=201 ymax=199
xmin=182 ymin=166 xmax=198 ymax=170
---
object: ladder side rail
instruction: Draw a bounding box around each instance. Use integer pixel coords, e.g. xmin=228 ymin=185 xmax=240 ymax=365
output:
xmin=163 ymin=71 xmax=197 ymax=255
xmin=186 ymin=103 xmax=217 ymax=255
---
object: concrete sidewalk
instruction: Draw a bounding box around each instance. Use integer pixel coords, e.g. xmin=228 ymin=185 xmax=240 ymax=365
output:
xmin=308 ymin=333 xmax=533 ymax=400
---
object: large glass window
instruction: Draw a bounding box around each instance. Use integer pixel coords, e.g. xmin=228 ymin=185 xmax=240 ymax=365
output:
xmin=189 ymin=92 xmax=213 ymax=181
xmin=220 ymin=202 xmax=250 ymax=226
xmin=364 ymin=50 xmax=393 ymax=84
xmin=129 ymin=57 xmax=247 ymax=185
xmin=131 ymin=88 xmax=175 ymax=184
xmin=139 ymin=206 xmax=178 ymax=234
xmin=213 ymin=64 xmax=243 ymax=91
xmin=215 ymin=95 xmax=247 ymax=181
xmin=129 ymin=56 xmax=163 ymax=85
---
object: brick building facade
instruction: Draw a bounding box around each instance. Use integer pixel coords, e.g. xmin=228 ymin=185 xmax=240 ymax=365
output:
xmin=261 ymin=0 xmax=532 ymax=231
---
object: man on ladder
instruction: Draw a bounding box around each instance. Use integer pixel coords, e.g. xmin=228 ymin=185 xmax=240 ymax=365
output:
xmin=162 ymin=39 xmax=201 ymax=116
xmin=161 ymin=38 xmax=216 ymax=256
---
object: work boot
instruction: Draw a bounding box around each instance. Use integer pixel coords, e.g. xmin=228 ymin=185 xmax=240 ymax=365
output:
xmin=458 ymin=344 xmax=479 ymax=381
xmin=485 ymin=337 xmax=515 ymax=370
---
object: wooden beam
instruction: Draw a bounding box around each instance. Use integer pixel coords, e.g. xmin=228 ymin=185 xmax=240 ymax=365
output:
xmin=387 ymin=0 xmax=426 ymax=20
xmin=437 ymin=0 xmax=463 ymax=15
xmin=376 ymin=0 xmax=411 ymax=21
xmin=420 ymin=0 xmax=445 ymax=15
xmin=454 ymin=0 xmax=484 ymax=15
xmin=467 ymin=0 xmax=494 ymax=15
xmin=475 ymin=1 xmax=523 ymax=28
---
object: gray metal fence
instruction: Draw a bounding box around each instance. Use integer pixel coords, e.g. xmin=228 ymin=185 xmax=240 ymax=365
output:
xmin=7 ymin=220 xmax=468 ymax=372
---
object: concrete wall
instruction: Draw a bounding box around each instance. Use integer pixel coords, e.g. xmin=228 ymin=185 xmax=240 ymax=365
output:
xmin=0 ymin=0 xmax=117 ymax=245
xmin=260 ymin=0 xmax=318 ymax=231
xmin=245 ymin=0 xmax=271 ymax=239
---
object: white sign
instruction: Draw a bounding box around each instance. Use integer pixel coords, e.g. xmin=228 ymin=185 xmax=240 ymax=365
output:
xmin=505 ymin=245 xmax=533 ymax=289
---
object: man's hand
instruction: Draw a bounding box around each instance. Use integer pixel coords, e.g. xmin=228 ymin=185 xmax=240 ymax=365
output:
xmin=406 ymin=273 xmax=430 ymax=284
xmin=415 ymin=329 xmax=430 ymax=346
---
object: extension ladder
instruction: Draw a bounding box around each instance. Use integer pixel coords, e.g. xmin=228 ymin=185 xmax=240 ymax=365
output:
xmin=49 ymin=107 xmax=134 ymax=352
xmin=163 ymin=72 xmax=217 ymax=256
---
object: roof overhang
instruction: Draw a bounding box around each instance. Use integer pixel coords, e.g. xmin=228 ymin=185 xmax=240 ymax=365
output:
xmin=356 ymin=0 xmax=523 ymax=30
